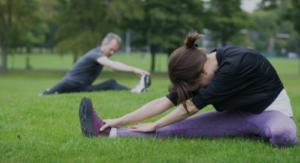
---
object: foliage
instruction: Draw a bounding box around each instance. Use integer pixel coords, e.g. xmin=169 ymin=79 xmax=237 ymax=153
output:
xmin=204 ymin=0 xmax=256 ymax=46
xmin=5 ymin=0 xmax=47 ymax=52
xmin=282 ymin=0 xmax=300 ymax=34
xmin=55 ymin=0 xmax=205 ymax=71
xmin=0 ymin=0 xmax=47 ymax=72
xmin=1 ymin=0 xmax=300 ymax=72
xmin=285 ymin=31 xmax=300 ymax=54
xmin=55 ymin=0 xmax=144 ymax=63
xmin=37 ymin=0 xmax=59 ymax=51
xmin=251 ymin=10 xmax=278 ymax=52
xmin=124 ymin=0 xmax=205 ymax=72
xmin=260 ymin=0 xmax=280 ymax=10
xmin=250 ymin=0 xmax=300 ymax=55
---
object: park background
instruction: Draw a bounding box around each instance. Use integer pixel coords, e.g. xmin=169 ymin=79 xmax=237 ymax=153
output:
xmin=1 ymin=0 xmax=300 ymax=162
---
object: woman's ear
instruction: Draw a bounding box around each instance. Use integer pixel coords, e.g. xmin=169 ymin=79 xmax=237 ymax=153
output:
xmin=203 ymin=68 xmax=208 ymax=75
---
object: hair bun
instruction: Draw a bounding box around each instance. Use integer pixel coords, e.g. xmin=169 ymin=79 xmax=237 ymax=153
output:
xmin=184 ymin=32 xmax=204 ymax=49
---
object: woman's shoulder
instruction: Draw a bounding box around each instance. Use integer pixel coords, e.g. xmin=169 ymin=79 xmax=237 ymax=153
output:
xmin=216 ymin=46 xmax=262 ymax=62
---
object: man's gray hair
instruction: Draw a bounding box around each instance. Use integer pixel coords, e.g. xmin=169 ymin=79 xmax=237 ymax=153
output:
xmin=102 ymin=33 xmax=122 ymax=45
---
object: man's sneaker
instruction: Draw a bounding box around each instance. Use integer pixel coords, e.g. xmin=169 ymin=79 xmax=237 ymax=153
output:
xmin=131 ymin=74 xmax=151 ymax=93
xmin=79 ymin=97 xmax=111 ymax=137
xmin=38 ymin=88 xmax=50 ymax=96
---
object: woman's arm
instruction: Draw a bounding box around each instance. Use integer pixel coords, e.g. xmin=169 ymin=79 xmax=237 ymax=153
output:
xmin=129 ymin=100 xmax=199 ymax=132
xmin=100 ymin=97 xmax=174 ymax=131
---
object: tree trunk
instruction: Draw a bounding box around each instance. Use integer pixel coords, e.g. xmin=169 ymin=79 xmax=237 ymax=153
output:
xmin=221 ymin=35 xmax=227 ymax=47
xmin=221 ymin=28 xmax=228 ymax=46
xmin=50 ymin=47 xmax=54 ymax=54
xmin=18 ymin=47 xmax=23 ymax=54
xmin=26 ymin=56 xmax=31 ymax=70
xmin=1 ymin=43 xmax=7 ymax=72
xmin=166 ymin=48 xmax=173 ymax=58
xmin=73 ymin=54 xmax=78 ymax=64
xmin=166 ymin=48 xmax=174 ymax=71
xmin=150 ymin=44 xmax=156 ymax=72
xmin=26 ymin=47 xmax=31 ymax=54
xmin=39 ymin=46 xmax=43 ymax=54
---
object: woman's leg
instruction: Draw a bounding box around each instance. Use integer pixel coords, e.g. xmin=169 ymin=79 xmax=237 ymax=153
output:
xmin=81 ymin=79 xmax=130 ymax=92
xmin=245 ymin=110 xmax=299 ymax=147
xmin=116 ymin=110 xmax=252 ymax=138
xmin=115 ymin=110 xmax=299 ymax=147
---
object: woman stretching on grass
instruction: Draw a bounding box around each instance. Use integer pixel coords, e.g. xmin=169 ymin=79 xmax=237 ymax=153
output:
xmin=79 ymin=32 xmax=299 ymax=147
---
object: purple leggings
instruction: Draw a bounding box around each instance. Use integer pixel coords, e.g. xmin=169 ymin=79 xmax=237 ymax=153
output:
xmin=116 ymin=110 xmax=299 ymax=147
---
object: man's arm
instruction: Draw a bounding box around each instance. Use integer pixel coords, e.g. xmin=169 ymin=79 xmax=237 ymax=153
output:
xmin=100 ymin=97 xmax=174 ymax=131
xmin=97 ymin=57 xmax=150 ymax=77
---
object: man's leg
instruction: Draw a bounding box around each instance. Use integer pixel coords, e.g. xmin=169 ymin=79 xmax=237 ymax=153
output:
xmin=81 ymin=79 xmax=130 ymax=92
xmin=115 ymin=110 xmax=299 ymax=147
xmin=42 ymin=81 xmax=81 ymax=95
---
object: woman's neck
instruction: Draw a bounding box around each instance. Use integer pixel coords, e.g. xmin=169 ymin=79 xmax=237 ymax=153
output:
xmin=198 ymin=52 xmax=219 ymax=87
xmin=205 ymin=52 xmax=219 ymax=73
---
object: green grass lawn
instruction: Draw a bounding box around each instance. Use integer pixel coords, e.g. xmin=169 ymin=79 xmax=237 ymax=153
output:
xmin=0 ymin=71 xmax=300 ymax=162
xmin=2 ymin=52 xmax=300 ymax=74
xmin=3 ymin=52 xmax=169 ymax=72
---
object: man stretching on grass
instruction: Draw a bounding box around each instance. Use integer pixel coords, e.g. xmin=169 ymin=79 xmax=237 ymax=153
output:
xmin=40 ymin=33 xmax=151 ymax=95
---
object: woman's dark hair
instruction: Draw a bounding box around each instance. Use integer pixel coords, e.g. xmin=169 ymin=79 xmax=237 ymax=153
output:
xmin=168 ymin=32 xmax=207 ymax=113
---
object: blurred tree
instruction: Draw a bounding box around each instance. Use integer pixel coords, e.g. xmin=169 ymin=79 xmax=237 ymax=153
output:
xmin=251 ymin=10 xmax=278 ymax=52
xmin=37 ymin=0 xmax=59 ymax=53
xmin=55 ymin=0 xmax=106 ymax=63
xmin=282 ymin=0 xmax=300 ymax=34
xmin=259 ymin=0 xmax=279 ymax=10
xmin=204 ymin=0 xmax=256 ymax=46
xmin=285 ymin=31 xmax=300 ymax=54
xmin=122 ymin=0 xmax=204 ymax=72
xmin=280 ymin=0 xmax=300 ymax=74
xmin=250 ymin=0 xmax=300 ymax=56
xmin=55 ymin=0 xmax=143 ymax=63
xmin=0 ymin=0 xmax=46 ymax=72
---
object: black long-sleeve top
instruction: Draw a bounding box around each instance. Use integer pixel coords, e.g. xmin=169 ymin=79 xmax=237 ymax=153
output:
xmin=167 ymin=46 xmax=283 ymax=114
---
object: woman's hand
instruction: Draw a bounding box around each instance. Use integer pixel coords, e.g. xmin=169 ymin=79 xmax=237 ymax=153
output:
xmin=100 ymin=97 xmax=174 ymax=132
xmin=100 ymin=118 xmax=123 ymax=131
xmin=129 ymin=123 xmax=157 ymax=132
